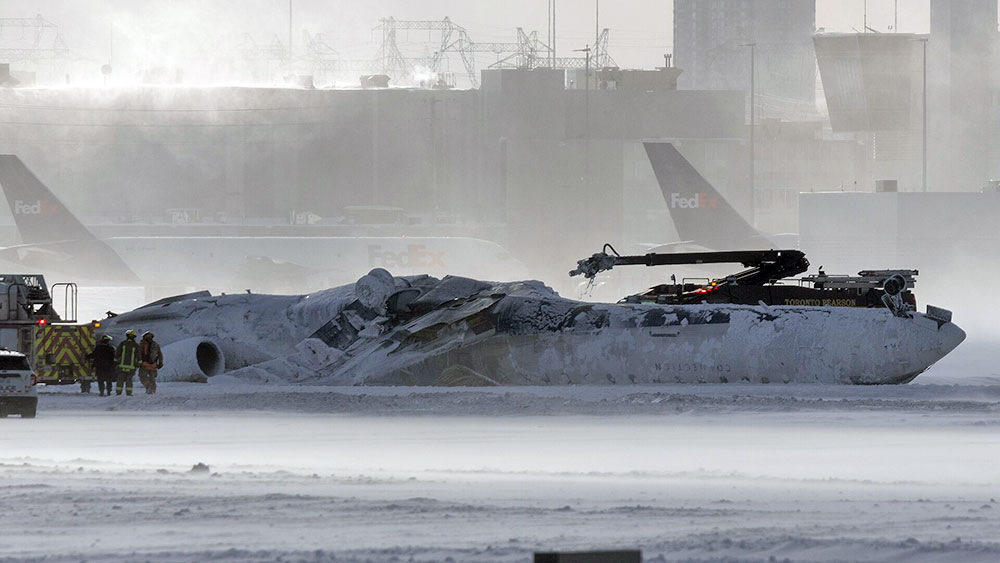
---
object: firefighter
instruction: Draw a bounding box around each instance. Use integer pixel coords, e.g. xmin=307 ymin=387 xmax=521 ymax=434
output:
xmin=115 ymin=329 xmax=139 ymax=396
xmin=86 ymin=335 xmax=116 ymax=396
xmin=138 ymin=331 xmax=163 ymax=395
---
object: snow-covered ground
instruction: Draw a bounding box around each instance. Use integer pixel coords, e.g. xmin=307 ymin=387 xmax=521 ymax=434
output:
xmin=2 ymin=340 xmax=999 ymax=563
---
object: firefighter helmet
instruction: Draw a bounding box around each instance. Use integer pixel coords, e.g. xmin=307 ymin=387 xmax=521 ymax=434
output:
xmin=101 ymin=335 xmax=112 ymax=343
xmin=142 ymin=331 xmax=154 ymax=341
xmin=125 ymin=329 xmax=136 ymax=339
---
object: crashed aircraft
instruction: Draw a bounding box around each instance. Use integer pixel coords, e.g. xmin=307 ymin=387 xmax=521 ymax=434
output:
xmin=98 ymin=263 xmax=966 ymax=386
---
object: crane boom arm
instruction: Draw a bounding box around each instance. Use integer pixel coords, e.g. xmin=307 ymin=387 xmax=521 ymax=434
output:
xmin=570 ymin=246 xmax=809 ymax=286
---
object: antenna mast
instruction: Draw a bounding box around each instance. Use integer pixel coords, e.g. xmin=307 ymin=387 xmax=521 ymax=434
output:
xmin=595 ymin=1 xmax=599 ymax=52
xmin=547 ymin=1 xmax=552 ymax=66
xmin=552 ymin=0 xmax=557 ymax=64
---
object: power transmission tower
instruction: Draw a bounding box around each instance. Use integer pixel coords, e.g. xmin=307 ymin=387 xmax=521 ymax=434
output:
xmin=373 ymin=17 xmax=413 ymax=79
xmin=241 ymin=16 xmax=617 ymax=88
xmin=301 ymin=30 xmax=375 ymax=79
xmin=487 ymin=28 xmax=548 ymax=70
xmin=0 ymin=15 xmax=71 ymax=62
xmin=239 ymin=33 xmax=288 ymax=62
xmin=373 ymin=17 xmax=479 ymax=86
xmin=238 ymin=33 xmax=288 ymax=81
xmin=302 ymin=30 xmax=338 ymax=64
xmin=592 ymin=28 xmax=616 ymax=68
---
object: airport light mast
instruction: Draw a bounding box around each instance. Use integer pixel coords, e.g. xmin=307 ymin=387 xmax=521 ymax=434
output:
xmin=595 ymin=0 xmax=600 ymax=51
xmin=919 ymin=37 xmax=927 ymax=192
xmin=742 ymin=42 xmax=756 ymax=226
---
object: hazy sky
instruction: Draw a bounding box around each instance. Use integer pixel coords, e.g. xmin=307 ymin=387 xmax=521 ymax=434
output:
xmin=7 ymin=0 xmax=935 ymax=72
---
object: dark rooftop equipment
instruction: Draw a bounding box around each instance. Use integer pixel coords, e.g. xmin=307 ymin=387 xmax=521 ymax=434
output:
xmin=360 ymin=74 xmax=390 ymax=88
xmin=0 ymin=63 xmax=18 ymax=87
xmin=875 ymin=179 xmax=898 ymax=193
xmin=534 ymin=550 xmax=642 ymax=563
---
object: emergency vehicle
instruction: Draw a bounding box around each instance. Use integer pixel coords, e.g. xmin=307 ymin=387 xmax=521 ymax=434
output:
xmin=0 ymin=350 xmax=36 ymax=417
xmin=0 ymin=275 xmax=99 ymax=392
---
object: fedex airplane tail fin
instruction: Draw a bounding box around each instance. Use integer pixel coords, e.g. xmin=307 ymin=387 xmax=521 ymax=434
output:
xmin=0 ymin=155 xmax=99 ymax=245
xmin=0 ymin=155 xmax=139 ymax=282
xmin=643 ymin=143 xmax=762 ymax=247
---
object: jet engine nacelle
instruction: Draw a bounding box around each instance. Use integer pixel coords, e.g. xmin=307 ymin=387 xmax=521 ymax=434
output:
xmin=159 ymin=337 xmax=226 ymax=383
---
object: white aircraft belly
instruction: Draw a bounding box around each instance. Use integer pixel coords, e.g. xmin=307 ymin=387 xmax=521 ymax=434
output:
xmin=344 ymin=306 xmax=965 ymax=386
xmin=97 ymin=272 xmax=965 ymax=386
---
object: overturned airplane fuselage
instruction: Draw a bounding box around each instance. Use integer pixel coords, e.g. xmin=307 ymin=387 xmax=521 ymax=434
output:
xmin=98 ymin=271 xmax=965 ymax=386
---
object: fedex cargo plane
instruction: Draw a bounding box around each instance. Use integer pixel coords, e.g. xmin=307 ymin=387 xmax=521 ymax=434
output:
xmin=0 ymin=155 xmax=528 ymax=292
xmin=643 ymin=142 xmax=797 ymax=251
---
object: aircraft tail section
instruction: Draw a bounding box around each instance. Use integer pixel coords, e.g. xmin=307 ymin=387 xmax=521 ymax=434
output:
xmin=643 ymin=143 xmax=762 ymax=247
xmin=0 ymin=155 xmax=100 ymax=245
xmin=0 ymin=155 xmax=139 ymax=282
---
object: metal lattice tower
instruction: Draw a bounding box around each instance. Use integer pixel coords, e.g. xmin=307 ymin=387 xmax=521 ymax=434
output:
xmin=373 ymin=17 xmax=617 ymax=87
xmin=301 ymin=30 xmax=372 ymax=73
xmin=489 ymin=27 xmax=616 ymax=71
xmin=302 ymin=31 xmax=338 ymax=65
xmin=240 ymin=17 xmax=617 ymax=87
xmin=373 ymin=17 xmax=480 ymax=86
xmin=592 ymin=28 xmax=616 ymax=68
xmin=237 ymin=33 xmax=289 ymax=82
xmin=0 ymin=14 xmax=71 ymax=62
xmin=373 ymin=17 xmax=412 ymax=78
xmin=239 ymin=33 xmax=288 ymax=62
xmin=483 ymin=28 xmax=546 ymax=70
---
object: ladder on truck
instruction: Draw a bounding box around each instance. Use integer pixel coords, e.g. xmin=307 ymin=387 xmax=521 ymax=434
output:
xmin=0 ymin=276 xmax=99 ymax=391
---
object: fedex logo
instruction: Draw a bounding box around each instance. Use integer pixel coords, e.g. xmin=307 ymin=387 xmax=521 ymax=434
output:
xmin=669 ymin=192 xmax=718 ymax=209
xmin=368 ymin=244 xmax=445 ymax=269
xmin=13 ymin=199 xmax=57 ymax=216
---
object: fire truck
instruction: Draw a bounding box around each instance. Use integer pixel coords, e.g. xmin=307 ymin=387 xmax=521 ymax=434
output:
xmin=0 ymin=275 xmax=99 ymax=392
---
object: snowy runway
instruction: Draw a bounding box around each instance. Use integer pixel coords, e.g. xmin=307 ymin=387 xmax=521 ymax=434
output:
xmin=2 ymin=383 xmax=999 ymax=562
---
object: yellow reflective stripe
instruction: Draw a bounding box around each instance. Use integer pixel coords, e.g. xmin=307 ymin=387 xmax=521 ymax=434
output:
xmin=118 ymin=345 xmax=138 ymax=370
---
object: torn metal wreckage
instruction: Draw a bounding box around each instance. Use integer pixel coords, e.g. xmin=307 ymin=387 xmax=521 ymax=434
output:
xmin=97 ymin=248 xmax=965 ymax=386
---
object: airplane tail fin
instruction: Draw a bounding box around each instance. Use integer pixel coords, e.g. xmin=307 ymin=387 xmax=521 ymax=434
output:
xmin=0 ymin=155 xmax=99 ymax=245
xmin=643 ymin=143 xmax=761 ymax=246
xmin=0 ymin=155 xmax=139 ymax=282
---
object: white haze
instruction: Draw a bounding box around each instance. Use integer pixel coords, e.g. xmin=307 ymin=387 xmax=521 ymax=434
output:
xmin=11 ymin=1 xmax=936 ymax=86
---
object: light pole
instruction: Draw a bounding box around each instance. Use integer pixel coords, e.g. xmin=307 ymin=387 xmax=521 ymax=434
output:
xmin=596 ymin=0 xmax=600 ymax=51
xmin=921 ymin=37 xmax=927 ymax=192
xmin=574 ymin=45 xmax=591 ymax=139
xmin=574 ymin=44 xmax=592 ymax=202
xmin=552 ymin=0 xmax=557 ymax=65
xmin=741 ymin=42 xmax=756 ymax=223
xmin=912 ymin=36 xmax=928 ymax=192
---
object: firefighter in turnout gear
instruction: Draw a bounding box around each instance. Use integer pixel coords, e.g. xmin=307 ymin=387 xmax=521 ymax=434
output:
xmin=86 ymin=335 xmax=117 ymax=396
xmin=138 ymin=331 xmax=163 ymax=394
xmin=115 ymin=330 xmax=139 ymax=396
